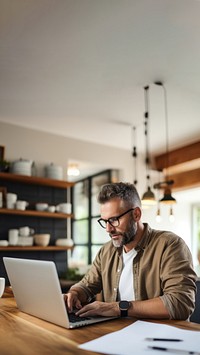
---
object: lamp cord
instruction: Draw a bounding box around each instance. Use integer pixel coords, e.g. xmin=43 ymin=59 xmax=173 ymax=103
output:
xmin=154 ymin=81 xmax=170 ymax=181
xmin=163 ymin=85 xmax=169 ymax=180
xmin=132 ymin=126 xmax=138 ymax=185
xmin=144 ymin=86 xmax=151 ymax=188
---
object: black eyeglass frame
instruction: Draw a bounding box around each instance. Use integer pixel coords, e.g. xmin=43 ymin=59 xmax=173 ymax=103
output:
xmin=97 ymin=208 xmax=136 ymax=229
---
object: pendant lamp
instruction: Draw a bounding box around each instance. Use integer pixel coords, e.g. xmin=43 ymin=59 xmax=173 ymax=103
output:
xmin=160 ymin=187 xmax=176 ymax=204
xmin=67 ymin=163 xmax=80 ymax=177
xmin=141 ymin=86 xmax=156 ymax=207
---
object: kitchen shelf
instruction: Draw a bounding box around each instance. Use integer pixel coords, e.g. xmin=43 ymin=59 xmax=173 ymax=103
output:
xmin=0 ymin=246 xmax=73 ymax=251
xmin=0 ymin=172 xmax=74 ymax=189
xmin=0 ymin=208 xmax=73 ymax=219
xmin=0 ymin=170 xmax=75 ymax=280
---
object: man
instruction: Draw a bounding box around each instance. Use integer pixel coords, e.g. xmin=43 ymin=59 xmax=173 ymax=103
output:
xmin=65 ymin=182 xmax=196 ymax=320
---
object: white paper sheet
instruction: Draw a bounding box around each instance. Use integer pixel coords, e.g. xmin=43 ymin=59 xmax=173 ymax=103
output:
xmin=79 ymin=320 xmax=200 ymax=355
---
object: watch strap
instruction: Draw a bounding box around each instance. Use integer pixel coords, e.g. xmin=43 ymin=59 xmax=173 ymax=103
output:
xmin=119 ymin=300 xmax=130 ymax=317
xmin=120 ymin=308 xmax=128 ymax=317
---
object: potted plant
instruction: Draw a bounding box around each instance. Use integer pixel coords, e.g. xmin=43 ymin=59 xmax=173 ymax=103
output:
xmin=0 ymin=160 xmax=10 ymax=172
xmin=59 ymin=267 xmax=84 ymax=293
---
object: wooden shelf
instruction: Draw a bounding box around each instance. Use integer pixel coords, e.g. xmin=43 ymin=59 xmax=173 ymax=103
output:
xmin=0 ymin=171 xmax=74 ymax=278
xmin=0 ymin=208 xmax=73 ymax=219
xmin=0 ymin=172 xmax=74 ymax=188
xmin=0 ymin=246 xmax=73 ymax=251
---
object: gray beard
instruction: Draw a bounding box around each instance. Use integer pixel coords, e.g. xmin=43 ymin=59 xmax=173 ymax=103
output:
xmin=110 ymin=221 xmax=137 ymax=248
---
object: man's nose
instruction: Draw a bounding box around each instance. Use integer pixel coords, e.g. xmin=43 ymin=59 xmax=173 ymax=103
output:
xmin=106 ymin=222 xmax=114 ymax=232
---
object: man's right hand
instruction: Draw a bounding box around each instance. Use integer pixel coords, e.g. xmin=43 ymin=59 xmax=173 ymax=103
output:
xmin=64 ymin=291 xmax=82 ymax=312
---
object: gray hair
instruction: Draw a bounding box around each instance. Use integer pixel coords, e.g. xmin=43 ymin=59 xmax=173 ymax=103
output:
xmin=97 ymin=182 xmax=141 ymax=208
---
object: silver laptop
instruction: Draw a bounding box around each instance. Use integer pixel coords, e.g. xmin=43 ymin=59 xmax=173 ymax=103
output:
xmin=3 ymin=257 xmax=117 ymax=329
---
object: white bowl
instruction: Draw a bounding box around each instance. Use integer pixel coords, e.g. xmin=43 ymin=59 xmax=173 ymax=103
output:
xmin=35 ymin=203 xmax=48 ymax=211
xmin=0 ymin=240 xmax=9 ymax=247
xmin=34 ymin=234 xmax=50 ymax=246
xmin=48 ymin=205 xmax=56 ymax=213
xmin=55 ymin=238 xmax=74 ymax=247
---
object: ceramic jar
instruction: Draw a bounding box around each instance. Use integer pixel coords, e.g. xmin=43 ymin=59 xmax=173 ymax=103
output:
xmin=12 ymin=159 xmax=34 ymax=176
xmin=45 ymin=163 xmax=63 ymax=180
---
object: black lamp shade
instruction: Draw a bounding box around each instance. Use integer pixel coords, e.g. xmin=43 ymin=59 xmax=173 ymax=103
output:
xmin=160 ymin=188 xmax=176 ymax=204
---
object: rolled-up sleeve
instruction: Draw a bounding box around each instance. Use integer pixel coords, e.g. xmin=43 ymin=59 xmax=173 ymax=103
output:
xmin=159 ymin=237 xmax=197 ymax=319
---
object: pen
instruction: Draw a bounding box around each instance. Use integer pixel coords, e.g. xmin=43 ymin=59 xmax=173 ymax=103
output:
xmin=148 ymin=346 xmax=200 ymax=355
xmin=146 ymin=338 xmax=183 ymax=342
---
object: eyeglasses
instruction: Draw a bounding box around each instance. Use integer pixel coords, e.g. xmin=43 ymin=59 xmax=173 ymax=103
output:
xmin=98 ymin=208 xmax=135 ymax=229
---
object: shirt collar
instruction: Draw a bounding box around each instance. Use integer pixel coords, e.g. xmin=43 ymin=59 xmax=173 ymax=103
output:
xmin=135 ymin=223 xmax=151 ymax=252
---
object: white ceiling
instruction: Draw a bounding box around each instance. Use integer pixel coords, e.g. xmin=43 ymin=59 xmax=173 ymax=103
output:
xmin=0 ymin=0 xmax=200 ymax=189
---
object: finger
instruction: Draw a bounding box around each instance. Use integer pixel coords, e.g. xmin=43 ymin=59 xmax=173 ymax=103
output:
xmin=68 ymin=297 xmax=74 ymax=312
xmin=76 ymin=305 xmax=92 ymax=316
xmin=74 ymin=299 xmax=82 ymax=310
xmin=64 ymin=293 xmax=74 ymax=312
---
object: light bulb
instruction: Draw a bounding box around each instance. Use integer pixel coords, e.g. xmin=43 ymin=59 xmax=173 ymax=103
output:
xmin=67 ymin=163 xmax=80 ymax=176
xmin=156 ymin=208 xmax=162 ymax=223
xmin=169 ymin=207 xmax=175 ymax=223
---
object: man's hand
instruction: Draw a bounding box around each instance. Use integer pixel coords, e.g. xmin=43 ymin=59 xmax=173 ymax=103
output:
xmin=64 ymin=291 xmax=82 ymax=312
xmin=75 ymin=301 xmax=120 ymax=317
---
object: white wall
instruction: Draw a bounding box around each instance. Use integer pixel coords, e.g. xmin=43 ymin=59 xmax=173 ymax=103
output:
xmin=0 ymin=121 xmax=133 ymax=181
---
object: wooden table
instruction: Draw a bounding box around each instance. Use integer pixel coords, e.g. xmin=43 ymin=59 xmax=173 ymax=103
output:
xmin=1 ymin=288 xmax=200 ymax=355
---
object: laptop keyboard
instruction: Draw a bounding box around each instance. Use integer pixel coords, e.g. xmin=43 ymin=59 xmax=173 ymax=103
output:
xmin=68 ymin=312 xmax=90 ymax=323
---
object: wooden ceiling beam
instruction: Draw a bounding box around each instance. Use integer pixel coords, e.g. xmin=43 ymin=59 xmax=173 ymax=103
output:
xmin=154 ymin=140 xmax=200 ymax=171
xmin=168 ymin=168 xmax=200 ymax=191
xmin=153 ymin=140 xmax=200 ymax=191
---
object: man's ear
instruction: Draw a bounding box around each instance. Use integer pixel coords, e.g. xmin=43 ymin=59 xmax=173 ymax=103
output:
xmin=133 ymin=207 xmax=141 ymax=221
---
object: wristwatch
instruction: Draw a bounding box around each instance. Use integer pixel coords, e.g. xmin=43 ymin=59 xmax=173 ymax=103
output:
xmin=119 ymin=300 xmax=130 ymax=317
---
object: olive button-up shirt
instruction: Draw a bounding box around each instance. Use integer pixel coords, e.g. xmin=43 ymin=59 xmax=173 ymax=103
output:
xmin=71 ymin=224 xmax=197 ymax=320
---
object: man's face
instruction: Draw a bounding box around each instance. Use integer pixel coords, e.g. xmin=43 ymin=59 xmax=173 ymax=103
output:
xmin=100 ymin=198 xmax=137 ymax=248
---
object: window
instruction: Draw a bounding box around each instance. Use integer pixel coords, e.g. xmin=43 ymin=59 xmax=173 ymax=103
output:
xmin=192 ymin=204 xmax=200 ymax=277
xmin=69 ymin=170 xmax=118 ymax=267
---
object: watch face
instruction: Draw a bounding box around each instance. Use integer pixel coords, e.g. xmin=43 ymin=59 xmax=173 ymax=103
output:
xmin=119 ymin=300 xmax=130 ymax=310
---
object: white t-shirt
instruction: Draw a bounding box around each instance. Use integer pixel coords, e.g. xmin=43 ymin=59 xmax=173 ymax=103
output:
xmin=118 ymin=248 xmax=137 ymax=301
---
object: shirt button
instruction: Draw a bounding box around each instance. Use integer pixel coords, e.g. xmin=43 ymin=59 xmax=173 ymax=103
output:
xmin=117 ymin=268 xmax=120 ymax=272
xmin=114 ymin=288 xmax=117 ymax=292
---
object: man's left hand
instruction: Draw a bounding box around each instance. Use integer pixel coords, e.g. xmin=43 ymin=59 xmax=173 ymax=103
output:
xmin=75 ymin=301 xmax=120 ymax=317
